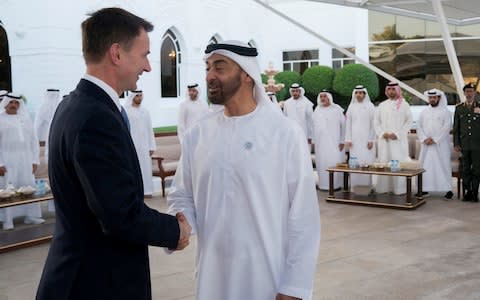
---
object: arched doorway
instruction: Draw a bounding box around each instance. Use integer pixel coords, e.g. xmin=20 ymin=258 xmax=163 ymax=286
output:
xmin=0 ymin=23 xmax=12 ymax=91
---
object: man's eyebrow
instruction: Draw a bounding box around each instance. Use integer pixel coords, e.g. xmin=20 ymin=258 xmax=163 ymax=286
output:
xmin=207 ymin=59 xmax=227 ymax=66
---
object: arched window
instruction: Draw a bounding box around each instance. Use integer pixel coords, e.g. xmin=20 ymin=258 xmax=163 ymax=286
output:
xmin=0 ymin=22 xmax=12 ymax=91
xmin=161 ymin=29 xmax=181 ymax=98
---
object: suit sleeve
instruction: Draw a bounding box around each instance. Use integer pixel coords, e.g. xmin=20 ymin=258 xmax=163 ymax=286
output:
xmin=72 ymin=111 xmax=180 ymax=248
xmin=344 ymin=108 xmax=352 ymax=143
xmin=453 ymin=107 xmax=461 ymax=147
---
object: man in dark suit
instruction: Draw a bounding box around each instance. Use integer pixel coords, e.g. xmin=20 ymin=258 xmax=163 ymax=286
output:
xmin=36 ymin=8 xmax=191 ymax=300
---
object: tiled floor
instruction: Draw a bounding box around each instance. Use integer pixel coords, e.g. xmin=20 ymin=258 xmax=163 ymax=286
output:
xmin=1 ymin=190 xmax=480 ymax=300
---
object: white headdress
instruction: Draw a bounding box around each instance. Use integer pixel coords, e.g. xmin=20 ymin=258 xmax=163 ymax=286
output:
xmin=204 ymin=40 xmax=277 ymax=111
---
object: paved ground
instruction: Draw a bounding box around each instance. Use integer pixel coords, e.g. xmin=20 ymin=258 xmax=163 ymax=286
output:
xmin=1 ymin=189 xmax=480 ymax=300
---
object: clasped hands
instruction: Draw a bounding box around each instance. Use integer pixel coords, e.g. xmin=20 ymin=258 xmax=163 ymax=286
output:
xmin=423 ymin=137 xmax=435 ymax=145
xmin=382 ymin=132 xmax=397 ymax=140
xmin=171 ymin=212 xmax=192 ymax=251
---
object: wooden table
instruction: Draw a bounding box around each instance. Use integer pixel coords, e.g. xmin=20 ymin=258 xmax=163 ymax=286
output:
xmin=0 ymin=194 xmax=54 ymax=253
xmin=326 ymin=166 xmax=426 ymax=210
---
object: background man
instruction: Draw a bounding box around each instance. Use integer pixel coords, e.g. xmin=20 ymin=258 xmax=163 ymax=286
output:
xmin=177 ymin=83 xmax=209 ymax=143
xmin=453 ymin=83 xmax=480 ymax=202
xmin=0 ymin=93 xmax=43 ymax=230
xmin=374 ymin=82 xmax=413 ymax=195
xmin=124 ymin=90 xmax=156 ymax=197
xmin=283 ymin=83 xmax=314 ymax=143
xmin=418 ymin=89 xmax=453 ymax=199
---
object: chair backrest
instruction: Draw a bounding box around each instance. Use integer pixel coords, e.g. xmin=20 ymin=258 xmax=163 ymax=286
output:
xmin=155 ymin=135 xmax=181 ymax=161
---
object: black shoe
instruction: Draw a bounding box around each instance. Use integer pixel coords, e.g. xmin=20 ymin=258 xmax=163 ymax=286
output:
xmin=444 ymin=191 xmax=454 ymax=200
xmin=416 ymin=191 xmax=428 ymax=197
xmin=462 ymin=191 xmax=472 ymax=202
xmin=473 ymin=194 xmax=479 ymax=203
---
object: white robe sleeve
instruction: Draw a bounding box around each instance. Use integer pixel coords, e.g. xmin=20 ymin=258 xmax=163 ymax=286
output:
xmin=0 ymin=126 xmax=4 ymax=167
xmin=306 ymin=104 xmax=314 ymax=139
xmin=374 ymin=104 xmax=386 ymax=138
xmin=29 ymin=120 xmax=40 ymax=165
xmin=344 ymin=107 xmax=352 ymax=143
xmin=368 ymin=105 xmax=376 ymax=142
xmin=177 ymin=103 xmax=187 ymax=143
xmin=432 ymin=110 xmax=452 ymax=144
xmin=167 ymin=136 xmax=197 ymax=235
xmin=392 ymin=104 xmax=412 ymax=139
xmin=339 ymin=109 xmax=346 ymax=144
xmin=417 ymin=111 xmax=427 ymax=143
xmin=278 ymin=128 xmax=320 ymax=300
xmin=147 ymin=113 xmax=156 ymax=152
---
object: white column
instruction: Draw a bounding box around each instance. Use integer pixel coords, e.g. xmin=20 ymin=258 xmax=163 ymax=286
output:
xmin=431 ymin=0 xmax=466 ymax=102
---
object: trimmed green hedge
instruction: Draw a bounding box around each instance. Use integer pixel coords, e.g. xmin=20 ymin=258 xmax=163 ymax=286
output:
xmin=274 ymin=71 xmax=302 ymax=101
xmin=153 ymin=126 xmax=177 ymax=134
xmin=302 ymin=66 xmax=335 ymax=96
xmin=332 ymin=64 xmax=379 ymax=107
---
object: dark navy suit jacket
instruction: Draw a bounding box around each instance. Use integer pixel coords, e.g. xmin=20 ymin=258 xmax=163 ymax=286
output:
xmin=36 ymin=79 xmax=180 ymax=300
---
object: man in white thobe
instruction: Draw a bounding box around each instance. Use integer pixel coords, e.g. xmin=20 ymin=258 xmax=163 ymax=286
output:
xmin=124 ymin=90 xmax=156 ymax=197
xmin=0 ymin=93 xmax=44 ymax=230
xmin=283 ymin=83 xmax=314 ymax=142
xmin=374 ymin=82 xmax=413 ymax=195
xmin=35 ymin=88 xmax=62 ymax=212
xmin=345 ymin=85 xmax=376 ymax=193
xmin=167 ymin=41 xmax=320 ymax=300
xmin=418 ymin=89 xmax=453 ymax=199
xmin=34 ymin=89 xmax=62 ymax=143
xmin=177 ymin=83 xmax=209 ymax=143
xmin=313 ymin=90 xmax=345 ymax=190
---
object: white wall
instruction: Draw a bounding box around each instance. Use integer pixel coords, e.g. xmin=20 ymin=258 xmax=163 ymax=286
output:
xmin=0 ymin=0 xmax=368 ymax=127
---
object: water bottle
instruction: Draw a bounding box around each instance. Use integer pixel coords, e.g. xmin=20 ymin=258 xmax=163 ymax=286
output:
xmin=390 ymin=160 xmax=400 ymax=172
xmin=349 ymin=156 xmax=358 ymax=169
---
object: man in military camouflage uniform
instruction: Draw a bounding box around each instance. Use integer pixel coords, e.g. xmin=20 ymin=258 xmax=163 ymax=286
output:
xmin=453 ymin=83 xmax=480 ymax=202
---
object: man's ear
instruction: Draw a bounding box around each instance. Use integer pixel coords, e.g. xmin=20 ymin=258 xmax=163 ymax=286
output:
xmin=242 ymin=72 xmax=254 ymax=84
xmin=108 ymin=43 xmax=122 ymax=66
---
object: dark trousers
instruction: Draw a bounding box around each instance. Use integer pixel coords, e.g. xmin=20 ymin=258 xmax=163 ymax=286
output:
xmin=462 ymin=150 xmax=480 ymax=196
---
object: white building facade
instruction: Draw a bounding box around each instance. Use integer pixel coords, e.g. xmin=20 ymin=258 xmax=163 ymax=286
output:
xmin=0 ymin=0 xmax=368 ymax=127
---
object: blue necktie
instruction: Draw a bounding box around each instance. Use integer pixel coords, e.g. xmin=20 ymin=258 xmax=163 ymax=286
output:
xmin=120 ymin=106 xmax=131 ymax=131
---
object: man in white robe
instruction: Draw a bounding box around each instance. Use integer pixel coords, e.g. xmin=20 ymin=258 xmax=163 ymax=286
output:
xmin=177 ymin=84 xmax=209 ymax=143
xmin=313 ymin=90 xmax=345 ymax=190
xmin=0 ymin=93 xmax=44 ymax=230
xmin=345 ymin=85 xmax=376 ymax=193
xmin=418 ymin=89 xmax=453 ymax=199
xmin=167 ymin=41 xmax=320 ymax=300
xmin=374 ymin=82 xmax=413 ymax=195
xmin=124 ymin=90 xmax=156 ymax=197
xmin=35 ymin=88 xmax=62 ymax=212
xmin=283 ymin=83 xmax=314 ymax=142
xmin=34 ymin=89 xmax=62 ymax=143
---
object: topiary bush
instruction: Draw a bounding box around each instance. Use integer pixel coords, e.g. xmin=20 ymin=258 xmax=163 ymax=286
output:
xmin=333 ymin=64 xmax=379 ymax=107
xmin=302 ymin=65 xmax=335 ymax=97
xmin=274 ymin=71 xmax=302 ymax=101
xmin=261 ymin=73 xmax=268 ymax=85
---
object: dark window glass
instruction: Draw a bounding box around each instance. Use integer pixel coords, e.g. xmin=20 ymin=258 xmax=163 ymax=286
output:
xmin=369 ymin=39 xmax=480 ymax=104
xmin=283 ymin=63 xmax=291 ymax=71
xmin=0 ymin=26 xmax=11 ymax=91
xmin=161 ymin=36 xmax=177 ymax=97
xmin=282 ymin=50 xmax=318 ymax=61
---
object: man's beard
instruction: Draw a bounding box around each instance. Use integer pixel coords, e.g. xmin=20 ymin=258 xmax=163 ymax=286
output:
xmin=207 ymin=72 xmax=242 ymax=105
xmin=430 ymin=101 xmax=439 ymax=107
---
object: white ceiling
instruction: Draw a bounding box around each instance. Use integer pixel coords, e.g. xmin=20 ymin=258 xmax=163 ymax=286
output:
xmin=303 ymin=0 xmax=480 ymax=25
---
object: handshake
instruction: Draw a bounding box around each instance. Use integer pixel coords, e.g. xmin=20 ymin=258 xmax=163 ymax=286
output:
xmin=171 ymin=212 xmax=192 ymax=251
